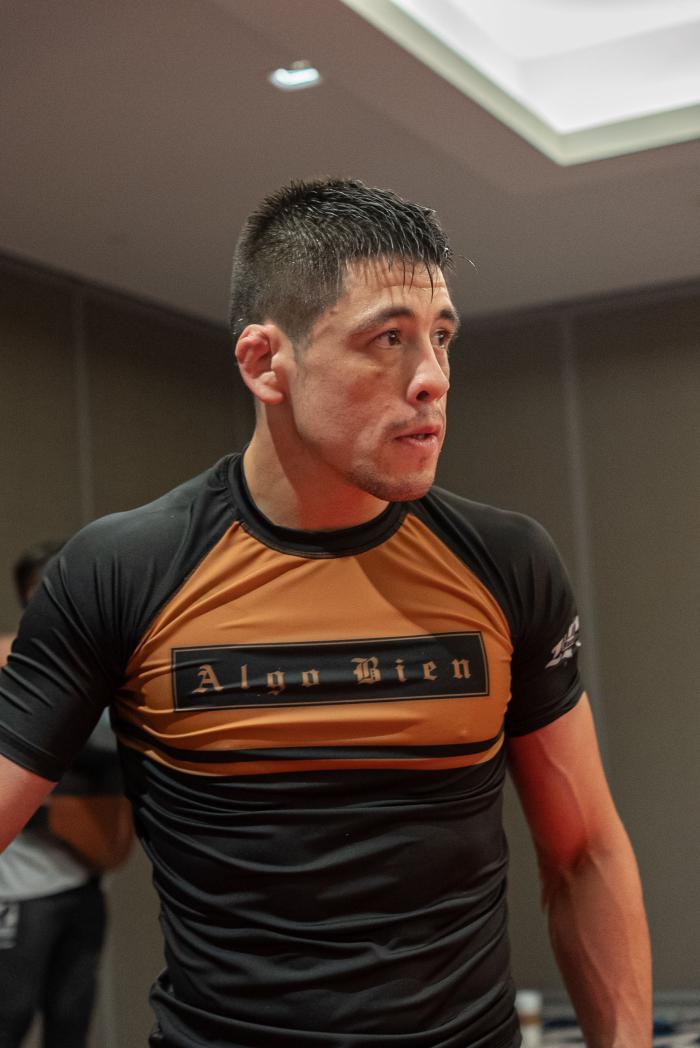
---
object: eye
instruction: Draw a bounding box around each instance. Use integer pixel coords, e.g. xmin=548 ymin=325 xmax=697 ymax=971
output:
xmin=432 ymin=329 xmax=454 ymax=350
xmin=375 ymin=328 xmax=402 ymax=348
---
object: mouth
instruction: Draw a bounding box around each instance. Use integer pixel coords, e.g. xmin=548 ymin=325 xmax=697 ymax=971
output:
xmin=393 ymin=424 xmax=442 ymax=449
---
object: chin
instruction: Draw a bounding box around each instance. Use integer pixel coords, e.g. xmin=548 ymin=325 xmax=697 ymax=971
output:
xmin=358 ymin=470 xmax=435 ymax=503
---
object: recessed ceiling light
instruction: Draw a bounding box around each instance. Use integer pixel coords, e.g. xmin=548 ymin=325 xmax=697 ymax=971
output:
xmin=269 ymin=61 xmax=322 ymax=91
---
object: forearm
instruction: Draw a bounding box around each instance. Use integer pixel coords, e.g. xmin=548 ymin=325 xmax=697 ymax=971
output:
xmin=0 ymin=753 xmax=55 ymax=851
xmin=543 ymin=826 xmax=652 ymax=1048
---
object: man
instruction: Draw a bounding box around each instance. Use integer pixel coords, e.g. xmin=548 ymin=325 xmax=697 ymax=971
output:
xmin=0 ymin=541 xmax=132 ymax=1048
xmin=0 ymin=179 xmax=651 ymax=1047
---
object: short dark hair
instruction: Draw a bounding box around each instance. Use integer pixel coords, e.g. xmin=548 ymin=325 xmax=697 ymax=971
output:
xmin=13 ymin=539 xmax=64 ymax=607
xmin=229 ymin=177 xmax=452 ymax=345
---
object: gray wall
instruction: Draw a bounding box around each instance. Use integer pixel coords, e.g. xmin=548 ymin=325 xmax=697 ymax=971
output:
xmin=1 ymin=256 xmax=698 ymax=1044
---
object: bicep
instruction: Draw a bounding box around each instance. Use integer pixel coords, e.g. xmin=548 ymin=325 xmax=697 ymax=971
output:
xmin=507 ymin=693 xmax=624 ymax=871
xmin=0 ymin=753 xmax=55 ymax=851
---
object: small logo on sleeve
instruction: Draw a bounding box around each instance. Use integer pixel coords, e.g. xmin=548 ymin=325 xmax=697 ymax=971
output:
xmin=545 ymin=616 xmax=581 ymax=669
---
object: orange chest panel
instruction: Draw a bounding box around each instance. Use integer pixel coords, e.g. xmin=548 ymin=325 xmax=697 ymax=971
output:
xmin=116 ymin=513 xmax=514 ymax=775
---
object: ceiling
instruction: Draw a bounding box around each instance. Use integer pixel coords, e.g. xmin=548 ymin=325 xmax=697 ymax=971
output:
xmin=353 ymin=0 xmax=700 ymax=162
xmin=1 ymin=0 xmax=699 ymax=325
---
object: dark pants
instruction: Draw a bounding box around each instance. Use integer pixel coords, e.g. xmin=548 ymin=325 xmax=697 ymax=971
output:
xmin=0 ymin=879 xmax=106 ymax=1048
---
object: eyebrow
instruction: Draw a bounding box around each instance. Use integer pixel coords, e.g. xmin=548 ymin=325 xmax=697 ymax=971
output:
xmin=350 ymin=305 xmax=461 ymax=337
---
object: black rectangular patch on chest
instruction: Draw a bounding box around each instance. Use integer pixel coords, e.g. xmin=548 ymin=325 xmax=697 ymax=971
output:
xmin=172 ymin=632 xmax=488 ymax=710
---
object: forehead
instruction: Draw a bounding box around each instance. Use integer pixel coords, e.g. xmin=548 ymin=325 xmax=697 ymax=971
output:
xmin=344 ymin=257 xmax=448 ymax=303
xmin=309 ymin=258 xmax=454 ymax=340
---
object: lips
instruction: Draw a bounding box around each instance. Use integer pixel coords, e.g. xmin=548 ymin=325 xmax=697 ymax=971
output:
xmin=393 ymin=425 xmax=442 ymax=456
xmin=394 ymin=423 xmax=442 ymax=441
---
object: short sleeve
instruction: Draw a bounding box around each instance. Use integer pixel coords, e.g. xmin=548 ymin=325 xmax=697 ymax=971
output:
xmin=0 ymin=529 xmax=125 ymax=782
xmin=503 ymin=519 xmax=584 ymax=737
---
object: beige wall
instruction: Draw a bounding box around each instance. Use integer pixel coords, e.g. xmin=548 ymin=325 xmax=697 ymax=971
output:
xmin=1 ymin=256 xmax=698 ymax=1044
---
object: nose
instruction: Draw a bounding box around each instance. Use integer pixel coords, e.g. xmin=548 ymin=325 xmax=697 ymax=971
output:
xmin=406 ymin=343 xmax=450 ymax=405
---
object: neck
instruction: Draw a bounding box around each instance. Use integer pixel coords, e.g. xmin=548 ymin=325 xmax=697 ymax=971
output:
xmin=241 ymin=430 xmax=388 ymax=532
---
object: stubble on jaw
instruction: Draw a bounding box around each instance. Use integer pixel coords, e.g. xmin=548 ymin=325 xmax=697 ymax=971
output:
xmin=345 ymin=462 xmax=438 ymax=505
xmin=335 ymin=428 xmax=445 ymax=505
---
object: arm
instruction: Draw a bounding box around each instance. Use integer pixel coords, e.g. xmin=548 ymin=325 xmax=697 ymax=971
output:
xmin=48 ymin=794 xmax=133 ymax=872
xmin=0 ymin=535 xmax=132 ymax=854
xmin=0 ymin=752 xmax=55 ymax=851
xmin=48 ymin=711 xmax=135 ymax=871
xmin=1 ymin=637 xmax=56 ymax=847
xmin=508 ymin=694 xmax=652 ymax=1048
xmin=2 ymin=641 xmax=133 ymax=870
xmin=0 ymin=751 xmax=133 ymax=870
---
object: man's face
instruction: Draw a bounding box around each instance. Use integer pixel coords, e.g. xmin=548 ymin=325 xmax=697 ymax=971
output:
xmin=280 ymin=259 xmax=457 ymax=503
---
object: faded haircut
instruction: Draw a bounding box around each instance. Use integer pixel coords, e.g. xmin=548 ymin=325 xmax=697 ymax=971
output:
xmin=229 ymin=178 xmax=452 ymax=346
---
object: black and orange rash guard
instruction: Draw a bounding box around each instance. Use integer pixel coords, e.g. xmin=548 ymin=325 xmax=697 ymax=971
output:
xmin=0 ymin=453 xmax=583 ymax=1048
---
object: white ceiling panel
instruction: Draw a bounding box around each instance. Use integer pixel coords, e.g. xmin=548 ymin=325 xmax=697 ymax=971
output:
xmin=343 ymin=0 xmax=700 ymax=162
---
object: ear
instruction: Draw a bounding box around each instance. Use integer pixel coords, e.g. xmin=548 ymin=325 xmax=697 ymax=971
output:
xmin=235 ymin=324 xmax=286 ymax=406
